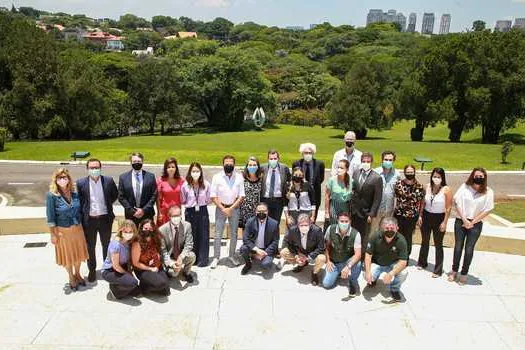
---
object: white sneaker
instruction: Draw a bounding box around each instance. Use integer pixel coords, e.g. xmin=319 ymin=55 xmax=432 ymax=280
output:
xmin=210 ymin=258 xmax=219 ymax=269
xmin=275 ymin=258 xmax=284 ymax=271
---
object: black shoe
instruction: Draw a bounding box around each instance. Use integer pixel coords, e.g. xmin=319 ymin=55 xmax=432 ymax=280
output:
xmin=183 ymin=272 xmax=194 ymax=284
xmin=348 ymin=283 xmax=357 ymax=297
xmin=88 ymin=270 xmax=96 ymax=283
xmin=311 ymin=272 xmax=319 ymax=286
xmin=292 ymin=264 xmax=305 ymax=273
xmin=241 ymin=262 xmax=252 ymax=275
xmin=391 ymin=291 xmax=402 ymax=302
xmin=369 ymin=280 xmax=377 ymax=288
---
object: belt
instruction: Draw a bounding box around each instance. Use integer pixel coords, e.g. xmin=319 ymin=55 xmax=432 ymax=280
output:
xmin=89 ymin=214 xmax=109 ymax=219
xmin=221 ymin=203 xmax=233 ymax=208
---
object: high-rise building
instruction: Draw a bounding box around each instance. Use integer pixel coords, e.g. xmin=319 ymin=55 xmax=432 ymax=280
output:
xmin=407 ymin=13 xmax=417 ymax=32
xmin=386 ymin=9 xmax=397 ymax=23
xmin=495 ymin=20 xmax=512 ymax=32
xmin=439 ymin=14 xmax=451 ymax=34
xmin=514 ymin=18 xmax=525 ymax=29
xmin=367 ymin=9 xmax=385 ymax=25
xmin=421 ymin=13 xmax=435 ymax=34
xmin=395 ymin=13 xmax=407 ymax=31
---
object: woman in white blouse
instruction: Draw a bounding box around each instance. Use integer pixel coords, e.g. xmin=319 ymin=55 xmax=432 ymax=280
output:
xmin=448 ymin=167 xmax=494 ymax=285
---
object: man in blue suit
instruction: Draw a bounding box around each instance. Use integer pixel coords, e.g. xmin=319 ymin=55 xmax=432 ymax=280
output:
xmin=77 ymin=158 xmax=118 ymax=282
xmin=240 ymin=202 xmax=280 ymax=275
xmin=118 ymin=152 xmax=158 ymax=226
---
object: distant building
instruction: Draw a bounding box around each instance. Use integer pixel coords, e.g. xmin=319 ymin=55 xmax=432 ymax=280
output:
xmin=395 ymin=13 xmax=407 ymax=31
xmin=132 ymin=47 xmax=154 ymax=56
xmin=495 ymin=20 xmax=512 ymax=32
xmin=407 ymin=13 xmax=417 ymax=32
xmin=63 ymin=28 xmax=85 ymax=41
xmin=165 ymin=32 xmax=198 ymax=40
xmin=285 ymin=26 xmax=305 ymax=31
xmin=386 ymin=9 xmax=397 ymax=23
xmin=514 ymin=18 xmax=525 ymax=29
xmin=309 ymin=24 xmax=319 ymax=29
xmin=83 ymin=31 xmax=124 ymax=51
xmin=367 ymin=9 xmax=385 ymax=25
xmin=439 ymin=14 xmax=451 ymax=34
xmin=367 ymin=8 xmax=406 ymax=31
xmin=422 ymin=13 xmax=435 ymax=34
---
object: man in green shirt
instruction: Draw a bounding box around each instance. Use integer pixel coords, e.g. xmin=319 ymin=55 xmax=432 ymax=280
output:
xmin=365 ymin=217 xmax=408 ymax=302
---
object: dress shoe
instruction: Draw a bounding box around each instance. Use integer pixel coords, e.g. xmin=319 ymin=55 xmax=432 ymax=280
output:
xmin=241 ymin=262 xmax=252 ymax=275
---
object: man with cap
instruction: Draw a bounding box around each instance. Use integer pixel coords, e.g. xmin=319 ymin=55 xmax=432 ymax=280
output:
xmin=331 ymin=131 xmax=362 ymax=176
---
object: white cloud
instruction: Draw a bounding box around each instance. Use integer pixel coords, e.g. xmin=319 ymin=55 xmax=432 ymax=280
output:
xmin=511 ymin=0 xmax=525 ymax=3
xmin=194 ymin=0 xmax=231 ymax=7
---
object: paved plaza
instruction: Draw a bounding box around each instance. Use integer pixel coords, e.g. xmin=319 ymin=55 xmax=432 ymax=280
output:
xmin=0 ymin=233 xmax=525 ymax=349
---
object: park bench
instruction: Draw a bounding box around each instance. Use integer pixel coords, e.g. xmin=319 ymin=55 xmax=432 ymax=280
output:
xmin=414 ymin=156 xmax=433 ymax=171
xmin=71 ymin=151 xmax=90 ymax=161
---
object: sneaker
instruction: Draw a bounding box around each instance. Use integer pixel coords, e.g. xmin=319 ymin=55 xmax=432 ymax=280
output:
xmin=182 ymin=272 xmax=194 ymax=284
xmin=88 ymin=270 xmax=96 ymax=283
xmin=348 ymin=283 xmax=357 ymax=297
xmin=241 ymin=262 xmax=252 ymax=275
xmin=368 ymin=280 xmax=377 ymax=288
xmin=210 ymin=258 xmax=219 ymax=269
xmin=311 ymin=272 xmax=319 ymax=286
xmin=391 ymin=290 xmax=402 ymax=302
xmin=275 ymin=259 xmax=284 ymax=271
xmin=292 ymin=264 xmax=305 ymax=273
xmin=107 ymin=289 xmax=117 ymax=301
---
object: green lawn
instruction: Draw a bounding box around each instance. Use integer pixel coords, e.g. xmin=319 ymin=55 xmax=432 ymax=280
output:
xmin=1 ymin=121 xmax=525 ymax=170
xmin=494 ymin=201 xmax=525 ymax=223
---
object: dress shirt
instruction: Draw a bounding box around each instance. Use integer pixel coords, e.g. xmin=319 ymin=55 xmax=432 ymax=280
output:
xmin=454 ymin=183 xmax=494 ymax=220
xmin=300 ymin=230 xmax=308 ymax=251
xmin=256 ymin=219 xmax=266 ymax=249
xmin=181 ymin=181 xmax=211 ymax=208
xmin=373 ymin=167 xmax=401 ymax=215
xmin=331 ymin=148 xmax=363 ymax=176
xmin=89 ymin=177 xmax=108 ymax=216
xmin=264 ymin=165 xmax=282 ymax=198
xmin=210 ymin=171 xmax=245 ymax=205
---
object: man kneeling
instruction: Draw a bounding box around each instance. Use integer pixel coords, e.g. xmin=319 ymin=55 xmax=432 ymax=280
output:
xmin=240 ymin=203 xmax=280 ymax=275
xmin=322 ymin=212 xmax=362 ymax=297
xmin=365 ymin=217 xmax=408 ymax=302
xmin=159 ymin=205 xmax=196 ymax=283
xmin=279 ymin=214 xmax=325 ymax=285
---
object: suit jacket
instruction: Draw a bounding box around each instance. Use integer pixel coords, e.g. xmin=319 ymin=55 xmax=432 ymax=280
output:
xmin=292 ymin=158 xmax=325 ymax=201
xmin=260 ymin=162 xmax=291 ymax=202
xmin=158 ymin=221 xmax=194 ymax=267
xmin=242 ymin=216 xmax=280 ymax=257
xmin=76 ymin=175 xmax=118 ymax=228
xmin=118 ymin=170 xmax=157 ymax=220
xmin=282 ymin=224 xmax=325 ymax=260
xmin=350 ymin=169 xmax=383 ymax=219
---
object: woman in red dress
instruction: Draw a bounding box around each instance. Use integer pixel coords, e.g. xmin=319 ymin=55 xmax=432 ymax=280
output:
xmin=156 ymin=157 xmax=185 ymax=225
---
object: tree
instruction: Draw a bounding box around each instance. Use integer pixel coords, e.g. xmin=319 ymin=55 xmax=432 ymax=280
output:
xmin=472 ymin=20 xmax=486 ymax=32
xmin=201 ymin=17 xmax=234 ymax=40
xmin=118 ymin=14 xmax=150 ymax=30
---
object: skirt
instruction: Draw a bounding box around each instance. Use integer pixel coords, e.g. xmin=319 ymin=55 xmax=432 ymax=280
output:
xmin=55 ymin=225 xmax=89 ymax=267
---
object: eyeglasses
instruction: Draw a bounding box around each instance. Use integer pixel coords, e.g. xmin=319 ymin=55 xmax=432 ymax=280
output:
xmin=57 ymin=176 xmax=69 ymax=180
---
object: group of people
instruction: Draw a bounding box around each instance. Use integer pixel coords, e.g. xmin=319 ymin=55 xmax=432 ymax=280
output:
xmin=45 ymin=131 xmax=495 ymax=302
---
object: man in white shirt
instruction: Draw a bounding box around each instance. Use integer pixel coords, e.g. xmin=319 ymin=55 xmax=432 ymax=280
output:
xmin=210 ymin=155 xmax=245 ymax=269
xmin=261 ymin=149 xmax=291 ymax=222
xmin=331 ymin=131 xmax=363 ymax=176
xmin=371 ymin=151 xmax=401 ymax=234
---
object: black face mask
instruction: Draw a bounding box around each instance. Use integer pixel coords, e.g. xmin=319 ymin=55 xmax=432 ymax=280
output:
xmin=224 ymin=164 xmax=234 ymax=174
xmin=142 ymin=230 xmax=154 ymax=237
xmin=132 ymin=163 xmax=143 ymax=171
xmin=405 ymin=174 xmax=415 ymax=181
xmin=473 ymin=177 xmax=485 ymax=185
xmin=345 ymin=141 xmax=354 ymax=148
xmin=292 ymin=176 xmax=303 ymax=183
xmin=256 ymin=212 xmax=267 ymax=220
xmin=384 ymin=230 xmax=396 ymax=238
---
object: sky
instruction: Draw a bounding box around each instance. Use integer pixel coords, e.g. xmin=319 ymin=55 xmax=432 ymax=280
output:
xmin=2 ymin=0 xmax=525 ymax=32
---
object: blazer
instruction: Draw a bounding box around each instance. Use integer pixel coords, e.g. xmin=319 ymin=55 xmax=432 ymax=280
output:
xmin=242 ymin=216 xmax=280 ymax=257
xmin=77 ymin=175 xmax=118 ymax=227
xmin=350 ymin=169 xmax=383 ymax=219
xmin=158 ymin=221 xmax=194 ymax=267
xmin=292 ymin=158 xmax=325 ymax=201
xmin=260 ymin=162 xmax=291 ymax=201
xmin=118 ymin=170 xmax=158 ymax=220
xmin=282 ymin=224 xmax=325 ymax=260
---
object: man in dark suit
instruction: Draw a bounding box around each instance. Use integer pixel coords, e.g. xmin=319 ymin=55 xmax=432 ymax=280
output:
xmin=118 ymin=152 xmax=157 ymax=226
xmin=292 ymin=143 xmax=325 ymax=221
xmin=279 ymin=214 xmax=326 ymax=285
xmin=260 ymin=149 xmax=291 ymax=223
xmin=350 ymin=152 xmax=383 ymax=257
xmin=240 ymin=202 xmax=280 ymax=275
xmin=77 ymin=158 xmax=119 ymax=282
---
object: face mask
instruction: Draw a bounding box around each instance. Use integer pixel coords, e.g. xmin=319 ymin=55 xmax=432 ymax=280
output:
xmin=293 ymin=176 xmax=303 ymax=183
xmin=337 ymin=168 xmax=346 ymax=176
xmin=88 ymin=169 xmax=101 ymax=178
xmin=122 ymin=232 xmax=134 ymax=241
xmin=223 ymin=164 xmax=234 ymax=174
xmin=299 ymin=225 xmax=310 ymax=234
xmin=132 ymin=163 xmax=143 ymax=171
xmin=405 ymin=174 xmax=415 ymax=181
xmin=167 ymin=168 xmax=176 ymax=174
xmin=473 ymin=177 xmax=485 ymax=185
xmin=382 ymin=161 xmax=393 ymax=169
xmin=361 ymin=163 xmax=371 ymax=171
xmin=303 ymin=154 xmax=313 ymax=162
xmin=170 ymin=216 xmax=181 ymax=225
xmin=256 ymin=212 xmax=267 ymax=220
xmin=432 ymin=177 xmax=442 ymax=186
xmin=384 ymin=230 xmax=396 ymax=238
xmin=191 ymin=171 xmax=201 ymax=180
xmin=268 ymin=159 xmax=278 ymax=169
xmin=345 ymin=141 xmax=354 ymax=148
xmin=247 ymin=166 xmax=258 ymax=174
xmin=57 ymin=178 xmax=69 ymax=188
xmin=338 ymin=222 xmax=350 ymax=232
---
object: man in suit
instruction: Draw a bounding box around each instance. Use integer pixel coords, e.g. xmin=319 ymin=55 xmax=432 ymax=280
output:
xmin=293 ymin=143 xmax=325 ymax=221
xmin=279 ymin=214 xmax=326 ymax=286
xmin=118 ymin=152 xmax=157 ymax=226
xmin=350 ymin=152 xmax=383 ymax=258
xmin=77 ymin=158 xmax=119 ymax=282
xmin=240 ymin=202 xmax=280 ymax=275
xmin=158 ymin=205 xmax=196 ymax=283
xmin=261 ymin=149 xmax=291 ymax=223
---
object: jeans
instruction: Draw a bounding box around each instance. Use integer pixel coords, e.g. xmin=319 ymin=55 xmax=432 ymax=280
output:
xmin=185 ymin=206 xmax=210 ymax=267
xmin=418 ymin=211 xmax=446 ymax=275
xmin=395 ymin=214 xmax=418 ymax=258
xmin=101 ymin=268 xmax=139 ymax=299
xmin=452 ymin=219 xmax=483 ymax=275
xmin=370 ymin=263 xmax=408 ymax=292
xmin=214 ymin=207 xmax=240 ymax=259
xmin=322 ymin=259 xmax=362 ymax=289
xmin=83 ymin=215 xmax=113 ymax=272
xmin=240 ymin=245 xmax=274 ymax=270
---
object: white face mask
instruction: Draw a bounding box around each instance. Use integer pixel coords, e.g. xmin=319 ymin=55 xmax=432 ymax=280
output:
xmin=432 ymin=177 xmax=442 ymax=186
xmin=57 ymin=178 xmax=69 ymax=188
xmin=337 ymin=168 xmax=346 ymax=176
xmin=299 ymin=225 xmax=310 ymax=234
xmin=122 ymin=232 xmax=134 ymax=241
xmin=171 ymin=216 xmax=182 ymax=225
xmin=191 ymin=171 xmax=201 ymax=180
xmin=361 ymin=163 xmax=371 ymax=171
xmin=303 ymin=154 xmax=313 ymax=162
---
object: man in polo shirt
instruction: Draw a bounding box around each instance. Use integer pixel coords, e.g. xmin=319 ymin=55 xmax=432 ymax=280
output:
xmin=210 ymin=155 xmax=245 ymax=269
xmin=330 ymin=131 xmax=362 ymax=176
xmin=322 ymin=212 xmax=362 ymax=297
xmin=365 ymin=217 xmax=408 ymax=302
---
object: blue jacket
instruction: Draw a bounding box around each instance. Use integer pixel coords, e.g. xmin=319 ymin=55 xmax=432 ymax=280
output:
xmin=46 ymin=191 xmax=81 ymax=228
xmin=76 ymin=175 xmax=118 ymax=228
xmin=242 ymin=216 xmax=280 ymax=257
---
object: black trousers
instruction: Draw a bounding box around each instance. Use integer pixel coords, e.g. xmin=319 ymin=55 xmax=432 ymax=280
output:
xmin=185 ymin=206 xmax=210 ymax=267
xmin=351 ymin=214 xmax=371 ymax=260
xmin=418 ymin=211 xmax=446 ymax=275
xmin=84 ymin=215 xmax=113 ymax=272
xmin=101 ymin=269 xmax=139 ymax=299
xmin=395 ymin=215 xmax=418 ymax=259
xmin=262 ymin=197 xmax=284 ymax=223
xmin=134 ymin=268 xmax=170 ymax=295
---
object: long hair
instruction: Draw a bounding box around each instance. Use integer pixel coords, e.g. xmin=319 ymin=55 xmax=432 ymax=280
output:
xmin=289 ymin=166 xmax=305 ymax=193
xmin=243 ymin=156 xmax=262 ymax=180
xmin=430 ymin=167 xmax=447 ymax=192
xmin=162 ymin=157 xmax=181 ymax=179
xmin=466 ymin=167 xmax=488 ymax=194
xmin=136 ymin=219 xmax=162 ymax=251
xmin=185 ymin=162 xmax=205 ymax=189
xmin=49 ymin=168 xmax=76 ymax=196
xmin=115 ymin=219 xmax=138 ymax=242
xmin=338 ymin=159 xmax=350 ymax=189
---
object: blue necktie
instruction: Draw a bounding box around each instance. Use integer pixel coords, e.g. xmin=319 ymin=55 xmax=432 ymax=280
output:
xmin=135 ymin=173 xmax=142 ymax=206
xmin=269 ymin=169 xmax=275 ymax=198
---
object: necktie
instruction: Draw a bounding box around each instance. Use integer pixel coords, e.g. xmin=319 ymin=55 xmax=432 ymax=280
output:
xmin=269 ymin=169 xmax=276 ymax=198
xmin=172 ymin=224 xmax=181 ymax=260
xmin=134 ymin=173 xmax=142 ymax=206
xmin=359 ymin=171 xmax=367 ymax=187
xmin=305 ymin=163 xmax=311 ymax=183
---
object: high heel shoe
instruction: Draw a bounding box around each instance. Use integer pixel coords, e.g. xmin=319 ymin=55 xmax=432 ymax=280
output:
xmin=75 ymin=275 xmax=86 ymax=286
xmin=69 ymin=279 xmax=78 ymax=292
xmin=447 ymin=272 xmax=457 ymax=282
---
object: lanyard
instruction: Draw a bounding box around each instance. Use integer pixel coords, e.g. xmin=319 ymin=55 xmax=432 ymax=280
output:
xmin=193 ymin=185 xmax=200 ymax=212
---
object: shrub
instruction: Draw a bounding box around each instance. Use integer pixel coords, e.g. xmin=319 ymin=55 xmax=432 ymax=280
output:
xmin=274 ymin=109 xmax=330 ymax=127
xmin=0 ymin=128 xmax=6 ymax=151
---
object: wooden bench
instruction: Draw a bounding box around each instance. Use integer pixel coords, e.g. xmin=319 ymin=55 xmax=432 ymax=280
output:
xmin=414 ymin=157 xmax=433 ymax=171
